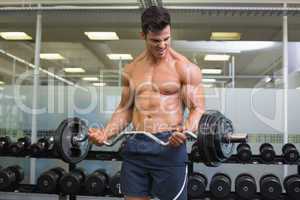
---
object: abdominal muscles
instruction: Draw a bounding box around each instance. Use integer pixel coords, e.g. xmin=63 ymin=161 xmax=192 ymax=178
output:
xmin=132 ymin=90 xmax=184 ymax=133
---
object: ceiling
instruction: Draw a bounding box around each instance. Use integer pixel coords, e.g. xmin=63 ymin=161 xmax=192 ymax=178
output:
xmin=0 ymin=3 xmax=299 ymax=88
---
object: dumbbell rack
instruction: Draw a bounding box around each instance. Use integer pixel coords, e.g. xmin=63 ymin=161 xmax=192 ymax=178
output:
xmin=1 ymin=149 xmax=300 ymax=200
xmin=225 ymin=154 xmax=300 ymax=165
xmin=187 ymin=153 xmax=300 ymax=200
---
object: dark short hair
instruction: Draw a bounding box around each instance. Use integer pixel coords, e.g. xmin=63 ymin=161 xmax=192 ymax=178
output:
xmin=141 ymin=6 xmax=171 ymax=34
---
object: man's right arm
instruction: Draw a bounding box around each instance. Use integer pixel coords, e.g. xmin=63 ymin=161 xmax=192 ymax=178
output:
xmin=104 ymin=65 xmax=134 ymax=138
xmin=88 ymin=64 xmax=134 ymax=144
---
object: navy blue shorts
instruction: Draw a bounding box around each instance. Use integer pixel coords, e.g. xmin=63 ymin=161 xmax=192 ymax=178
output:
xmin=119 ymin=131 xmax=188 ymax=200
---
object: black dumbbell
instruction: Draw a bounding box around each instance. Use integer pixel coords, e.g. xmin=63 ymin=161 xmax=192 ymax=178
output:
xmin=237 ymin=143 xmax=252 ymax=162
xmin=235 ymin=173 xmax=257 ymax=199
xmin=187 ymin=172 xmax=207 ymax=198
xmin=283 ymin=174 xmax=300 ymax=200
xmin=0 ymin=165 xmax=24 ymax=190
xmin=0 ymin=136 xmax=11 ymax=153
xmin=259 ymin=174 xmax=282 ymax=200
xmin=85 ymin=169 xmax=109 ymax=196
xmin=210 ymin=173 xmax=231 ymax=199
xmin=190 ymin=142 xmax=202 ymax=162
xmin=282 ymin=143 xmax=299 ymax=163
xmin=260 ymin=143 xmax=275 ymax=162
xmin=59 ymin=168 xmax=85 ymax=195
xmin=109 ymin=171 xmax=123 ymax=197
xmin=37 ymin=167 xmax=66 ymax=193
xmin=10 ymin=137 xmax=31 ymax=154
xmin=30 ymin=137 xmax=53 ymax=155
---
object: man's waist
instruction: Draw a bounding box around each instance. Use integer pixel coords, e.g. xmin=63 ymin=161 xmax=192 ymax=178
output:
xmin=132 ymin=127 xmax=178 ymax=134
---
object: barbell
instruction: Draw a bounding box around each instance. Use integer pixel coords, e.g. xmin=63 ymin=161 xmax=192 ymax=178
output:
xmin=52 ymin=110 xmax=247 ymax=166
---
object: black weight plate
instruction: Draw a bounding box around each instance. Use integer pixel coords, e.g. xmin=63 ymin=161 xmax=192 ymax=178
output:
xmin=85 ymin=172 xmax=107 ymax=195
xmin=199 ymin=113 xmax=211 ymax=166
xmin=198 ymin=110 xmax=235 ymax=166
xmin=55 ymin=118 xmax=91 ymax=164
xmin=235 ymin=174 xmax=256 ymax=199
xmin=237 ymin=143 xmax=252 ymax=162
xmin=50 ymin=167 xmax=66 ymax=179
xmin=284 ymin=149 xmax=299 ymax=163
xmin=109 ymin=172 xmax=123 ymax=197
xmin=210 ymin=173 xmax=231 ymax=199
xmin=210 ymin=112 xmax=233 ymax=160
xmin=197 ymin=117 xmax=208 ymax=164
xmin=197 ymin=133 xmax=209 ymax=165
xmin=260 ymin=143 xmax=273 ymax=153
xmin=8 ymin=165 xmax=24 ymax=183
xmin=282 ymin=143 xmax=295 ymax=154
xmin=0 ymin=136 xmax=11 ymax=151
xmin=282 ymin=144 xmax=299 ymax=163
xmin=198 ymin=112 xmax=216 ymax=166
xmin=283 ymin=174 xmax=300 ymax=200
xmin=206 ymin=111 xmax=221 ymax=166
xmin=59 ymin=168 xmax=85 ymax=195
xmin=218 ymin=117 xmax=234 ymax=160
xmin=59 ymin=175 xmax=80 ymax=194
xmin=0 ymin=170 xmax=11 ymax=189
xmin=190 ymin=142 xmax=201 ymax=162
xmin=260 ymin=174 xmax=282 ymax=200
xmin=260 ymin=143 xmax=275 ymax=162
xmin=187 ymin=172 xmax=207 ymax=198
xmin=201 ymin=111 xmax=223 ymax=166
xmin=37 ymin=171 xmax=57 ymax=193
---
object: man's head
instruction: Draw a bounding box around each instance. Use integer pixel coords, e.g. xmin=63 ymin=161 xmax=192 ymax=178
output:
xmin=141 ymin=6 xmax=171 ymax=35
xmin=141 ymin=6 xmax=171 ymax=59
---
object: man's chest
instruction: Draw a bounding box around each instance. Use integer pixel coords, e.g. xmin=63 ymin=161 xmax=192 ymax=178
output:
xmin=130 ymin=64 xmax=181 ymax=95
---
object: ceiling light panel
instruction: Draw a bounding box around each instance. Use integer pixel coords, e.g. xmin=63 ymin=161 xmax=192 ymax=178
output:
xmin=203 ymin=84 xmax=214 ymax=88
xmin=204 ymin=54 xmax=230 ymax=61
xmin=64 ymin=68 xmax=85 ymax=73
xmin=202 ymin=69 xmax=222 ymax=74
xmin=0 ymin=32 xmax=32 ymax=40
xmin=84 ymin=32 xmax=119 ymax=40
xmin=202 ymin=78 xmax=217 ymax=83
xmin=93 ymin=82 xmax=106 ymax=87
xmin=82 ymin=77 xmax=99 ymax=81
xmin=107 ymin=54 xmax=133 ymax=60
xmin=210 ymin=32 xmax=241 ymax=41
xmin=40 ymin=53 xmax=65 ymax=60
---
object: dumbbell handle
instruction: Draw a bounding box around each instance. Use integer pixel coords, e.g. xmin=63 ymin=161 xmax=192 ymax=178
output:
xmin=222 ymin=133 xmax=248 ymax=143
xmin=73 ymin=131 xmax=197 ymax=147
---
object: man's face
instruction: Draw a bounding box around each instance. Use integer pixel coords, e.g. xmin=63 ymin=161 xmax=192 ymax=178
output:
xmin=143 ymin=25 xmax=171 ymax=59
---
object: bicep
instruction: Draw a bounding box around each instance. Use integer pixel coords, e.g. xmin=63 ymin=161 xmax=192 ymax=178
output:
xmin=118 ymin=68 xmax=134 ymax=110
xmin=181 ymin=65 xmax=205 ymax=110
xmin=119 ymin=86 xmax=134 ymax=109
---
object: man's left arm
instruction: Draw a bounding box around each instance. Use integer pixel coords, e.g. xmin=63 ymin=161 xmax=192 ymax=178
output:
xmin=168 ymin=62 xmax=205 ymax=147
xmin=181 ymin=62 xmax=205 ymax=132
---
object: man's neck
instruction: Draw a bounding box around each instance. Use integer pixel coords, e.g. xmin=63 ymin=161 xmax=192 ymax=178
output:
xmin=146 ymin=50 xmax=170 ymax=65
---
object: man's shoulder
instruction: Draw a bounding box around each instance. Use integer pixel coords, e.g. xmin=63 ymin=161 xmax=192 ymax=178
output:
xmin=170 ymin=50 xmax=202 ymax=83
xmin=170 ymin=49 xmax=198 ymax=70
xmin=124 ymin=51 xmax=146 ymax=73
xmin=173 ymin=58 xmax=200 ymax=76
xmin=123 ymin=60 xmax=138 ymax=74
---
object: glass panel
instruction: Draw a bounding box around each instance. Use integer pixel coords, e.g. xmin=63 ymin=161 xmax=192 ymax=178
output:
xmin=288 ymin=6 xmax=300 ymax=142
xmin=0 ymin=11 xmax=36 ymax=183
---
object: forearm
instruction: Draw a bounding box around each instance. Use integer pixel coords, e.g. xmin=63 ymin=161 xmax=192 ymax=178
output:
xmin=104 ymin=108 xmax=133 ymax=138
xmin=184 ymin=108 xmax=204 ymax=132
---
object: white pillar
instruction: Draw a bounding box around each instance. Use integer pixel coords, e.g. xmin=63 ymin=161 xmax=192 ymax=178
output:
xmin=30 ymin=6 xmax=42 ymax=184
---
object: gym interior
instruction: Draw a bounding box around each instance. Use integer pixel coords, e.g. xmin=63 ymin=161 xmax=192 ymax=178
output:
xmin=0 ymin=0 xmax=300 ymax=200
